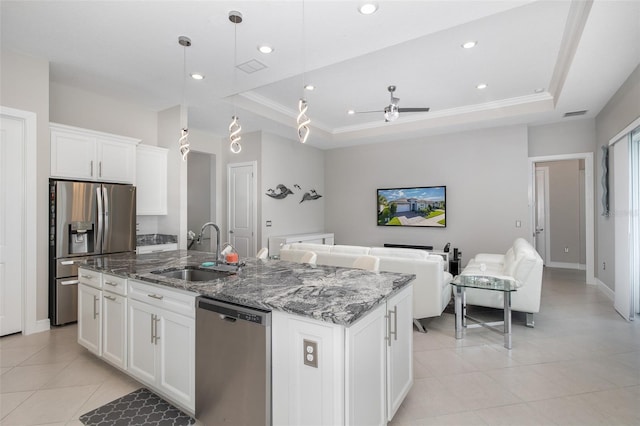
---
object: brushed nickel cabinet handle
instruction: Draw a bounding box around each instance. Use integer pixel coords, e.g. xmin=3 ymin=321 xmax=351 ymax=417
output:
xmin=147 ymin=294 xmax=164 ymax=300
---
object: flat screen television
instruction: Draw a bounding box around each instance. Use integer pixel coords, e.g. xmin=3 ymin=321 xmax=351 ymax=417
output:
xmin=377 ymin=186 xmax=446 ymax=227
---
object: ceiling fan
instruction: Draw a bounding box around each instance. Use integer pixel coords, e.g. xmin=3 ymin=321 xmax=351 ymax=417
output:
xmin=352 ymin=85 xmax=430 ymax=122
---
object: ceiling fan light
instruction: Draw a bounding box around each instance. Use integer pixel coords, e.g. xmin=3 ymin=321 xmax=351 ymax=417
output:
xmin=384 ymin=105 xmax=399 ymax=121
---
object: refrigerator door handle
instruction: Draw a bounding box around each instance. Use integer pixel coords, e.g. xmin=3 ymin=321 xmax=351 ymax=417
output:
xmin=103 ymin=187 xmax=109 ymax=247
xmin=96 ymin=186 xmax=104 ymax=252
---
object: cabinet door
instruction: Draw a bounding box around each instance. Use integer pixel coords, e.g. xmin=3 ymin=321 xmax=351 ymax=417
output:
xmin=102 ymin=292 xmax=127 ymax=370
xmin=136 ymin=145 xmax=168 ymax=215
xmin=97 ymin=138 xmax=136 ymax=183
xmin=128 ymin=299 xmax=158 ymax=385
xmin=345 ymin=303 xmax=387 ymax=426
xmin=158 ymin=309 xmax=195 ymax=411
xmin=386 ymin=286 xmax=414 ymax=421
xmin=51 ymin=130 xmax=96 ymax=180
xmin=78 ymin=284 xmax=102 ymax=355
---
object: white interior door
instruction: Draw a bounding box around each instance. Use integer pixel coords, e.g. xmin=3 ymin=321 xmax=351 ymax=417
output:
xmin=0 ymin=116 xmax=24 ymax=336
xmin=534 ymin=167 xmax=549 ymax=264
xmin=227 ymin=162 xmax=256 ymax=258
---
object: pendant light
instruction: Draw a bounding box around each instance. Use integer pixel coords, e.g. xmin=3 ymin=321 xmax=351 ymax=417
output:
xmin=178 ymin=35 xmax=191 ymax=161
xmin=296 ymin=0 xmax=311 ymax=144
xmin=229 ymin=11 xmax=243 ymax=154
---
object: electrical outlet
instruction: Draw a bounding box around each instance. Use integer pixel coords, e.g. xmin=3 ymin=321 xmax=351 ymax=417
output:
xmin=303 ymin=339 xmax=318 ymax=368
xmin=266 ymin=220 xmax=272 ymax=227
xmin=516 ymin=220 xmax=522 ymax=228
xmin=564 ymin=247 xmax=569 ymax=253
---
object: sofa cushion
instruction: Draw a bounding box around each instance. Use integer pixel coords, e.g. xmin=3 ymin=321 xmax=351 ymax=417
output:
xmin=330 ymin=245 xmax=370 ymax=255
xmin=369 ymin=247 xmax=428 ymax=260
xmin=288 ymin=243 xmax=332 ymax=253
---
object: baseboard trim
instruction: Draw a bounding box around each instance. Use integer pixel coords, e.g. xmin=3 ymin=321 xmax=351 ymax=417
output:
xmin=25 ymin=319 xmax=50 ymax=335
xmin=595 ymin=278 xmax=614 ymax=301
xmin=546 ymin=261 xmax=585 ymax=270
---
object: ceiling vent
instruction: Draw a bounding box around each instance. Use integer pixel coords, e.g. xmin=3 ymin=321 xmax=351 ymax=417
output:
xmin=236 ymin=59 xmax=267 ymax=74
xmin=563 ymin=110 xmax=588 ymax=118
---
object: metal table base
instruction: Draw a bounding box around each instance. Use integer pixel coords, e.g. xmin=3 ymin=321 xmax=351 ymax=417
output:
xmin=454 ymin=285 xmax=513 ymax=349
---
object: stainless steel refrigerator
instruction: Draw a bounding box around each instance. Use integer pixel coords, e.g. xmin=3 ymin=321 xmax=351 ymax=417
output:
xmin=49 ymin=180 xmax=136 ymax=325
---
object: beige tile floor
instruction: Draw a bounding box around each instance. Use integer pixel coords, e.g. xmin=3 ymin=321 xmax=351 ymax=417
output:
xmin=1 ymin=267 xmax=638 ymax=425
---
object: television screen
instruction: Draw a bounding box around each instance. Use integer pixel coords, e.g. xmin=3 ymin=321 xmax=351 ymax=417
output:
xmin=377 ymin=186 xmax=446 ymax=227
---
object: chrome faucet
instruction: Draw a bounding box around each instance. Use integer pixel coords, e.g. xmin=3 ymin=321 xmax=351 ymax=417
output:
xmin=197 ymin=222 xmax=221 ymax=262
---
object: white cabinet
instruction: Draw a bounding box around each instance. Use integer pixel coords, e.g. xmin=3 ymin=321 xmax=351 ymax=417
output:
xmin=386 ymin=286 xmax=414 ymax=420
xmin=273 ymin=284 xmax=413 ymax=426
xmin=127 ymin=280 xmax=196 ymax=412
xmin=78 ymin=283 xmax=102 ymax=356
xmin=136 ymin=145 xmax=168 ymax=215
xmin=101 ymin=273 xmax=127 ymax=370
xmin=50 ymin=123 xmax=138 ymax=183
xmin=78 ymin=269 xmax=128 ymax=370
xmin=136 ymin=243 xmax=177 ymax=254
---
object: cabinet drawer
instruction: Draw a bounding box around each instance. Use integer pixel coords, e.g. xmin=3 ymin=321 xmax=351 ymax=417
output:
xmin=78 ymin=268 xmax=102 ymax=289
xmin=136 ymin=243 xmax=178 ymax=254
xmin=102 ymin=273 xmax=127 ymax=296
xmin=128 ymin=279 xmax=196 ymax=318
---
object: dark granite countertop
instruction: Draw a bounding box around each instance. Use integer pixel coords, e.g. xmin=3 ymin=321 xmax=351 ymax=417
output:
xmin=81 ymin=250 xmax=414 ymax=326
xmin=136 ymin=234 xmax=178 ymax=246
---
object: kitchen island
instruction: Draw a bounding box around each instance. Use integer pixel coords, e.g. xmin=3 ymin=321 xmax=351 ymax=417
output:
xmin=78 ymin=250 xmax=415 ymax=425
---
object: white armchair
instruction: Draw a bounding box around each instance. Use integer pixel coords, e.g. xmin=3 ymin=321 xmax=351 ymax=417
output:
xmin=461 ymin=238 xmax=543 ymax=327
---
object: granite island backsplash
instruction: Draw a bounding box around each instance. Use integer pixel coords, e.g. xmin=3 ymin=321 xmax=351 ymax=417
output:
xmin=81 ymin=250 xmax=414 ymax=326
xmin=136 ymin=234 xmax=178 ymax=246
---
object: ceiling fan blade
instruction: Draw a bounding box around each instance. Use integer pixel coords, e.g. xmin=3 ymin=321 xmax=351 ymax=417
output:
xmin=352 ymin=110 xmax=383 ymax=114
xmin=398 ymin=107 xmax=430 ymax=112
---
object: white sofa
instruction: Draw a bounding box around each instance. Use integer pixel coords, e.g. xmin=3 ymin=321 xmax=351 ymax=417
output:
xmin=461 ymin=238 xmax=543 ymax=327
xmin=280 ymin=243 xmax=453 ymax=332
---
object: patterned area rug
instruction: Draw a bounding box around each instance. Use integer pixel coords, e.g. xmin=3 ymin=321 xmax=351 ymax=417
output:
xmin=79 ymin=388 xmax=195 ymax=426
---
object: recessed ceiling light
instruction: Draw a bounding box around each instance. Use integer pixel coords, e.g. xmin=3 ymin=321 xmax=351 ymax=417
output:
xmin=190 ymin=73 xmax=204 ymax=80
xmin=347 ymin=109 xmax=355 ymax=115
xmin=257 ymin=45 xmax=273 ymax=54
xmin=534 ymin=88 xmax=545 ymax=93
xmin=304 ymin=84 xmax=315 ymax=91
xmin=476 ymin=83 xmax=488 ymax=90
xmin=462 ymin=41 xmax=477 ymax=49
xmin=358 ymin=2 xmax=378 ymax=15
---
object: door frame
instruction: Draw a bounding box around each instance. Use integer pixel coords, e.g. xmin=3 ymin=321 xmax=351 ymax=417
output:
xmin=1 ymin=106 xmax=40 ymax=334
xmin=534 ymin=166 xmax=550 ymax=265
xmin=227 ymin=161 xmax=257 ymax=257
xmin=528 ymin=152 xmax=594 ymax=284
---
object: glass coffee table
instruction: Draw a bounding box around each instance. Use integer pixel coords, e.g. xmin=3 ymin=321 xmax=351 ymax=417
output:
xmin=452 ymin=274 xmax=520 ymax=349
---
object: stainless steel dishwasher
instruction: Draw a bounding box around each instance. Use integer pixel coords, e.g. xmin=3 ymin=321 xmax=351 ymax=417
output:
xmin=195 ymin=297 xmax=272 ymax=426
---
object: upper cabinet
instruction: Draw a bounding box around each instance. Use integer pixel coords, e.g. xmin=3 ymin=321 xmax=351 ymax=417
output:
xmin=136 ymin=144 xmax=168 ymax=215
xmin=50 ymin=123 xmax=139 ymax=184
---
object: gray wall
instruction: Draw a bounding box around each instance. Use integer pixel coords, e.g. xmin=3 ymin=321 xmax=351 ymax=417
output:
xmin=1 ymin=49 xmax=50 ymax=321
xmin=537 ymin=160 xmax=585 ymax=265
xmin=261 ymin=132 xmax=326 ymax=249
xmin=187 ymin=152 xmax=215 ymax=251
xmin=595 ymin=64 xmax=640 ymax=290
xmin=325 ymin=125 xmax=531 ymax=263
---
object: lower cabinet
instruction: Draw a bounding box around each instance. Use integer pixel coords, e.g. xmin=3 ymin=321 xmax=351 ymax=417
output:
xmin=273 ymin=284 xmax=413 ymax=426
xmin=127 ymin=282 xmax=196 ymax=413
xmin=102 ymin=292 xmax=127 ymax=369
xmin=78 ymin=283 xmax=102 ymax=356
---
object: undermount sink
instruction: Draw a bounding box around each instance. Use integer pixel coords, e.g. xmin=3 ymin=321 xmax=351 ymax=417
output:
xmin=151 ymin=266 xmax=234 ymax=282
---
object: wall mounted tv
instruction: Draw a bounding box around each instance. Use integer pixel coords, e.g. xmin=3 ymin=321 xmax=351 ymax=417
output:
xmin=377 ymin=186 xmax=446 ymax=227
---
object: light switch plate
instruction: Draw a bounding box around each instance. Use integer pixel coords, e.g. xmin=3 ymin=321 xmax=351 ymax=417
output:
xmin=303 ymin=339 xmax=318 ymax=368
